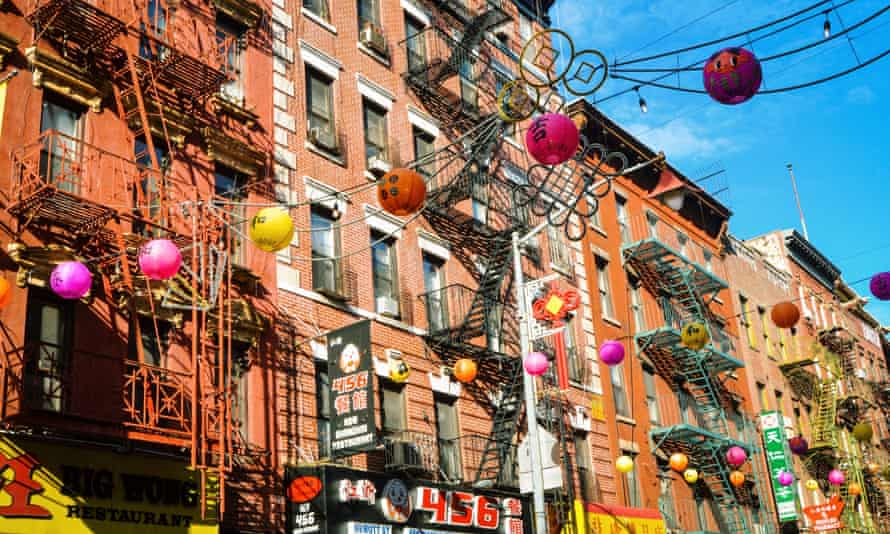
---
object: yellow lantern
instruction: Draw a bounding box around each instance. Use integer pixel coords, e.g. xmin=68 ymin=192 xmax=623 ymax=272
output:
xmin=805 ymin=479 xmax=819 ymax=491
xmin=680 ymin=322 xmax=710 ymax=351
xmin=683 ymin=469 xmax=699 ymax=484
xmin=389 ymin=358 xmax=411 ymax=384
xmin=615 ymin=455 xmax=634 ymax=474
xmin=249 ymin=207 xmax=295 ymax=252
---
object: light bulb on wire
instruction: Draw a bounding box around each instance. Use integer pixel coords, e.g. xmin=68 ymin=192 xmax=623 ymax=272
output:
xmin=634 ymin=86 xmax=648 ymax=113
xmin=823 ymin=14 xmax=831 ymax=39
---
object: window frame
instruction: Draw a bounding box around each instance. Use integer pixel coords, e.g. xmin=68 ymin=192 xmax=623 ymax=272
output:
xmin=315 ymin=362 xmax=331 ymax=458
xmin=404 ymin=13 xmax=427 ymax=72
xmin=24 ymin=289 xmax=74 ymax=413
xmin=303 ymin=0 xmax=330 ymax=21
xmin=216 ymin=12 xmax=247 ymax=105
xmin=214 ymin=164 xmax=248 ymax=266
xmin=610 ymin=362 xmax=630 ymax=417
xmin=311 ymin=205 xmax=342 ymax=295
xmin=434 ymin=394 xmax=462 ymax=481
xmin=595 ymin=256 xmax=615 ymax=319
xmin=371 ymin=231 xmax=400 ymax=317
xmin=422 ymin=253 xmax=448 ymax=332
xmin=362 ymin=100 xmax=389 ymax=166
xmin=306 ymin=67 xmax=337 ymax=148
xmin=380 ymin=379 xmax=407 ymax=435
xmin=615 ymin=194 xmax=631 ymax=244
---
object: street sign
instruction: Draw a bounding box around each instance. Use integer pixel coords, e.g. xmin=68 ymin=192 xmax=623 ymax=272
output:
xmin=803 ymin=495 xmax=845 ymax=532
xmin=328 ymin=321 xmax=376 ymax=458
xmin=518 ymin=426 xmax=563 ymax=493
xmin=761 ymin=411 xmax=798 ymax=523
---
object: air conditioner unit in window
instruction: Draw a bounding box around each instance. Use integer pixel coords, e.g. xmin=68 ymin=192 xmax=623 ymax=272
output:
xmin=385 ymin=439 xmax=424 ymax=471
xmin=360 ymin=23 xmax=388 ymax=56
xmin=367 ymin=154 xmax=392 ymax=175
xmin=308 ymin=127 xmax=338 ymax=152
xmin=376 ymin=296 xmax=399 ymax=317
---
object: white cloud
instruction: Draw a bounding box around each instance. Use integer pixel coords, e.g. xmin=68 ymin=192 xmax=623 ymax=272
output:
xmin=846 ymin=85 xmax=875 ymax=105
xmin=624 ymin=119 xmax=740 ymax=160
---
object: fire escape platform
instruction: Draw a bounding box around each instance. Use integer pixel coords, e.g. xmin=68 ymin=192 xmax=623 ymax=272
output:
xmin=25 ymin=0 xmax=125 ymax=57
xmin=622 ymin=238 xmax=727 ymax=297
xmin=651 ymin=423 xmax=749 ymax=456
xmin=779 ymin=357 xmax=817 ymax=399
xmin=637 ymin=326 xmax=743 ymax=384
xmin=7 ymin=185 xmax=120 ymax=236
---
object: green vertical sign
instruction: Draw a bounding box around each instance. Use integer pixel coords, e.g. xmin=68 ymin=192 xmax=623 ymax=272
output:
xmin=761 ymin=411 xmax=798 ymax=522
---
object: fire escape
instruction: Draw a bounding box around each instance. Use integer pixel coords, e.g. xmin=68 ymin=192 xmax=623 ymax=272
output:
xmin=623 ymin=234 xmax=775 ymax=533
xmin=6 ymin=0 xmax=264 ymax=522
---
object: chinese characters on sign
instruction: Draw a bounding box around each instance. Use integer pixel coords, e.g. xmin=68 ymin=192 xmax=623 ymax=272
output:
xmin=803 ymin=495 xmax=845 ymax=532
xmin=328 ymin=321 xmax=376 ymax=458
xmin=761 ymin=411 xmax=798 ymax=522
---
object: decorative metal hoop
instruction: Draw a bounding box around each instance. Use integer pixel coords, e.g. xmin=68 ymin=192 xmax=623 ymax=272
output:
xmin=563 ymin=49 xmax=610 ymax=97
xmin=519 ymin=29 xmax=576 ymax=88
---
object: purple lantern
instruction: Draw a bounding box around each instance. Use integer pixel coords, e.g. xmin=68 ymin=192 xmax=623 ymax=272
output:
xmin=702 ymin=47 xmax=762 ymax=105
xmin=870 ymin=272 xmax=890 ymax=301
xmin=788 ymin=435 xmax=809 ymax=456
xmin=524 ymin=351 xmax=550 ymax=376
xmin=599 ymin=340 xmax=625 ymax=366
xmin=525 ymin=113 xmax=580 ymax=166
xmin=828 ymin=469 xmax=845 ymax=486
xmin=50 ymin=261 xmax=92 ymax=300
xmin=726 ymin=446 xmax=747 ymax=467
xmin=778 ymin=471 xmax=795 ymax=487
xmin=138 ymin=239 xmax=182 ymax=281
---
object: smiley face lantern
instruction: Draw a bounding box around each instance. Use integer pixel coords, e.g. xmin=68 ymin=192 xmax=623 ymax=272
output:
xmin=249 ymin=207 xmax=294 ymax=252
xmin=388 ymin=353 xmax=411 ymax=384
xmin=681 ymin=322 xmax=710 ymax=351
xmin=703 ymin=47 xmax=762 ymax=105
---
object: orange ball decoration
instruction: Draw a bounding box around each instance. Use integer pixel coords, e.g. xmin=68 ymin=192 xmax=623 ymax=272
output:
xmin=729 ymin=470 xmax=745 ymax=488
xmin=848 ymin=482 xmax=862 ymax=496
xmin=0 ymin=278 xmax=10 ymax=308
xmin=453 ymin=358 xmax=478 ymax=383
xmin=771 ymin=301 xmax=801 ymax=329
xmin=669 ymin=453 xmax=689 ymax=472
xmin=377 ymin=168 xmax=427 ymax=216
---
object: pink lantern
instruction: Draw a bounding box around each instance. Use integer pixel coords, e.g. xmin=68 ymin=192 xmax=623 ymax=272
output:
xmin=524 ymin=351 xmax=550 ymax=376
xmin=525 ymin=113 xmax=580 ymax=166
xmin=870 ymin=272 xmax=890 ymax=301
xmin=726 ymin=446 xmax=747 ymax=467
xmin=599 ymin=340 xmax=625 ymax=366
xmin=702 ymin=47 xmax=762 ymax=105
xmin=50 ymin=261 xmax=92 ymax=300
xmin=778 ymin=471 xmax=794 ymax=487
xmin=138 ymin=239 xmax=182 ymax=280
xmin=828 ymin=469 xmax=845 ymax=486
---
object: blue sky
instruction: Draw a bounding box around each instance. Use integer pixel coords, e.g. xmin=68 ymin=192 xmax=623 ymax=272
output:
xmin=556 ymin=0 xmax=890 ymax=324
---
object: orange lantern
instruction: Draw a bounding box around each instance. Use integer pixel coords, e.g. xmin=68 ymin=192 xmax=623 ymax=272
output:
xmin=669 ymin=453 xmax=688 ymax=472
xmin=771 ymin=301 xmax=801 ymax=329
xmin=0 ymin=278 xmax=10 ymax=308
xmin=377 ymin=168 xmax=427 ymax=216
xmin=453 ymin=358 xmax=478 ymax=384
xmin=730 ymin=470 xmax=745 ymax=488
xmin=848 ymin=482 xmax=862 ymax=496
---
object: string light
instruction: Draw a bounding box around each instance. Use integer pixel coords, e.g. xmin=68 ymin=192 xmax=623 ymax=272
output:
xmin=823 ymin=13 xmax=832 ymax=38
xmin=634 ymin=86 xmax=649 ymax=113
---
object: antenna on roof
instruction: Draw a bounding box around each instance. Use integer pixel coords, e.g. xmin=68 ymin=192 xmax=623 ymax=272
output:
xmin=786 ymin=163 xmax=810 ymax=241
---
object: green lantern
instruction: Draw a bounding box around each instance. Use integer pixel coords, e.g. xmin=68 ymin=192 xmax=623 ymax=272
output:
xmin=852 ymin=422 xmax=873 ymax=442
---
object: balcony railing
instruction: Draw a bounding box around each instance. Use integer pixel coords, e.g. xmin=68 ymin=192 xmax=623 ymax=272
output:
xmin=383 ymin=430 xmax=438 ymax=475
xmin=458 ymin=433 xmax=518 ymax=487
xmin=419 ymin=283 xmax=502 ymax=345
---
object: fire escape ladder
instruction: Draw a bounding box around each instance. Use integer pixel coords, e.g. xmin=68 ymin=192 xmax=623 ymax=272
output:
xmin=473 ymin=356 xmax=523 ymax=486
xmin=812 ymin=380 xmax=839 ymax=450
xmin=699 ymin=445 xmax=751 ymax=533
xmin=838 ymin=437 xmax=876 ymax=534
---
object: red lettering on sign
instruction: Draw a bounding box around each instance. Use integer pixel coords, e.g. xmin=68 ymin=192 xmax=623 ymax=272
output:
xmin=450 ymin=491 xmax=472 ymax=526
xmin=475 ymin=496 xmax=500 ymax=529
xmin=0 ymin=452 xmax=51 ymax=518
xmin=332 ymin=372 xmax=369 ymax=394
xmin=417 ymin=487 xmax=448 ymax=523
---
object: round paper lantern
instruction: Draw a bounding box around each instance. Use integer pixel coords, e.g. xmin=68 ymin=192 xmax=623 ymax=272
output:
xmin=389 ymin=359 xmax=410 ymax=384
xmin=870 ymin=272 xmax=890 ymax=301
xmin=377 ymin=168 xmax=427 ymax=216
xmin=615 ymin=455 xmax=634 ymax=474
xmin=702 ymin=47 xmax=762 ymax=105
xmin=669 ymin=453 xmax=689 ymax=473
xmin=771 ymin=301 xmax=800 ymax=329
xmin=524 ymin=351 xmax=549 ymax=376
xmin=680 ymin=322 xmax=710 ymax=351
xmin=0 ymin=278 xmax=10 ymax=308
xmin=683 ymin=469 xmax=699 ymax=484
xmin=788 ymin=435 xmax=809 ymax=456
xmin=778 ymin=471 xmax=794 ymax=487
xmin=453 ymin=358 xmax=478 ymax=384
xmin=853 ymin=422 xmax=873 ymax=442
xmin=50 ymin=261 xmax=92 ymax=300
xmin=599 ymin=340 xmax=625 ymax=366
xmin=805 ymin=479 xmax=819 ymax=491
xmin=868 ymin=463 xmax=881 ymax=475
xmin=828 ymin=469 xmax=845 ymax=486
xmin=729 ymin=470 xmax=745 ymax=488
xmin=138 ymin=239 xmax=182 ymax=280
xmin=249 ymin=207 xmax=294 ymax=252
xmin=726 ymin=446 xmax=747 ymax=467
xmin=848 ymin=482 xmax=862 ymax=496
xmin=525 ymin=113 xmax=580 ymax=166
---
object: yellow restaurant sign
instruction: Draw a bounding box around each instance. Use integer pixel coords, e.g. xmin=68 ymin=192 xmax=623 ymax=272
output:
xmin=0 ymin=435 xmax=217 ymax=534
xmin=570 ymin=500 xmax=667 ymax=534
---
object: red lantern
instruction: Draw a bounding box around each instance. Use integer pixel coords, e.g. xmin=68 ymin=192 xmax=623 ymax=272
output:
xmin=377 ymin=168 xmax=427 ymax=216
xmin=848 ymin=482 xmax=862 ymax=496
xmin=453 ymin=358 xmax=478 ymax=383
xmin=771 ymin=301 xmax=800 ymax=329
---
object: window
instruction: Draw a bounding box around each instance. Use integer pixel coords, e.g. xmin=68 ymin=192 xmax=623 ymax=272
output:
xmin=615 ymin=195 xmax=630 ymax=244
xmin=695 ymin=499 xmax=707 ymax=531
xmin=140 ymin=0 xmax=168 ymax=60
xmin=303 ymin=0 xmax=329 ymax=20
xmin=306 ymin=68 xmax=337 ymax=151
xmin=40 ymin=95 xmax=83 ymax=193
xmin=518 ymin=13 xmax=534 ymax=63
xmin=471 ymin=176 xmax=488 ymax=224
xmin=215 ymin=165 xmax=247 ymax=266
xmin=217 ymin=13 xmax=245 ymax=105
xmin=774 ymin=390 xmax=784 ymax=414
xmin=757 ymin=382 xmax=768 ymax=412
xmin=565 ymin=317 xmax=583 ymax=383
xmin=574 ymin=434 xmax=601 ymax=503
xmin=412 ymin=128 xmax=436 ymax=182
xmin=586 ymin=193 xmax=602 ymax=229
xmin=779 ymin=328 xmax=791 ymax=361
xmin=363 ymin=101 xmax=388 ymax=167
xmin=219 ymin=340 xmax=252 ymax=442
xmin=405 ymin=14 xmax=426 ymax=71
xmin=759 ymin=306 xmax=772 ymax=355
xmin=646 ymin=212 xmax=659 ymax=238
xmin=434 ymin=395 xmax=461 ymax=480
xmin=25 ymin=290 xmax=73 ymax=412
xmin=596 ymin=256 xmax=614 ymax=318
xmin=547 ymin=224 xmax=571 ymax=272
xmin=316 ymin=363 xmax=331 ymax=458
xmin=133 ymin=137 xmax=168 ymax=236
xmin=357 ymin=0 xmax=380 ymax=29
xmin=311 ymin=207 xmax=341 ymax=294
xmin=371 ymin=232 xmax=399 ymax=316
xmin=643 ymin=367 xmax=659 ymax=424
xmin=623 ymin=451 xmax=641 ymax=507
xmin=422 ymin=254 xmax=448 ymax=332
xmin=381 ymin=380 xmax=406 ymax=435
xmin=739 ymin=294 xmax=757 ymax=349
xmin=610 ymin=363 xmax=630 ymax=417
xmin=630 ymin=282 xmax=645 ymax=332
xmin=485 ymin=304 xmax=503 ymax=352
xmin=128 ymin=316 xmax=170 ymax=367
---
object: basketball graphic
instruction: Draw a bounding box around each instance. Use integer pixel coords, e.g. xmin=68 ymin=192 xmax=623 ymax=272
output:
xmin=287 ymin=476 xmax=322 ymax=503
xmin=339 ymin=344 xmax=361 ymax=374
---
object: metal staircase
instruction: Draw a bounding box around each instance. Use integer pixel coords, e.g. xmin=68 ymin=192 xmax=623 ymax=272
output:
xmin=812 ymin=380 xmax=839 ymax=450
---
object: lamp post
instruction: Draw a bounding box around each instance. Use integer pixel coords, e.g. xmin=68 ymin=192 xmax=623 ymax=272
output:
xmin=513 ymin=153 xmax=665 ymax=534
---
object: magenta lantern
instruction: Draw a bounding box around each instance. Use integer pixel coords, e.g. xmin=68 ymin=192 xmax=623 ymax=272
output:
xmin=138 ymin=239 xmax=182 ymax=280
xmin=788 ymin=435 xmax=809 ymax=456
xmin=703 ymin=47 xmax=762 ymax=105
xmin=778 ymin=471 xmax=795 ymax=487
xmin=726 ymin=446 xmax=747 ymax=467
xmin=524 ymin=351 xmax=550 ymax=376
xmin=870 ymin=272 xmax=890 ymax=301
xmin=50 ymin=261 xmax=92 ymax=300
xmin=828 ymin=469 xmax=845 ymax=486
xmin=599 ymin=340 xmax=625 ymax=366
xmin=525 ymin=113 xmax=580 ymax=166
